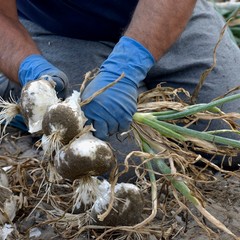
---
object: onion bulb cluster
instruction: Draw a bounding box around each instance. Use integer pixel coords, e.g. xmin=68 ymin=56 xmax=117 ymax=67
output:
xmin=0 ymin=77 xmax=144 ymax=226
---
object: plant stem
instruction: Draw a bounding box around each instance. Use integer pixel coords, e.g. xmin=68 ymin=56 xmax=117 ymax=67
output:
xmin=142 ymin=141 xmax=199 ymax=205
xmin=141 ymin=140 xmax=238 ymax=239
xmin=149 ymin=93 xmax=240 ymax=120
xmin=137 ymin=116 xmax=186 ymax=141
xmin=157 ymin=120 xmax=240 ymax=148
xmin=134 ymin=113 xmax=240 ymax=148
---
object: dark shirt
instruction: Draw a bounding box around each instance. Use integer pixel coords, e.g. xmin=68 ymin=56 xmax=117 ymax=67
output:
xmin=17 ymin=0 xmax=138 ymax=42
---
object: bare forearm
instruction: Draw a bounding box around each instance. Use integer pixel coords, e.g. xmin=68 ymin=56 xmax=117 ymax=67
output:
xmin=0 ymin=10 xmax=40 ymax=83
xmin=125 ymin=0 xmax=197 ymax=60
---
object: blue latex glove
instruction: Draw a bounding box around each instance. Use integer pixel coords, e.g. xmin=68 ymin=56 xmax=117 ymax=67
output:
xmin=18 ymin=54 xmax=69 ymax=99
xmin=8 ymin=114 xmax=28 ymax=132
xmin=81 ymin=36 xmax=155 ymax=140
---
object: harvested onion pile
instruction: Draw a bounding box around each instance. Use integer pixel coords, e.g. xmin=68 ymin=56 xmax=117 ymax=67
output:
xmin=0 ymin=77 xmax=115 ymax=180
xmin=0 ymin=76 xmax=144 ymax=228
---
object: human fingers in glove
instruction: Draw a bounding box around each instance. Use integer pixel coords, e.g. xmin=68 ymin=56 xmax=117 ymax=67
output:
xmin=9 ymin=54 xmax=69 ymax=132
xmin=18 ymin=54 xmax=69 ymax=99
xmin=81 ymin=36 xmax=155 ymax=140
xmin=81 ymin=1 xmax=196 ymax=140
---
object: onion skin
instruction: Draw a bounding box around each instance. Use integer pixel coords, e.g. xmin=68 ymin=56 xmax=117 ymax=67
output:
xmin=0 ymin=186 xmax=17 ymax=224
xmin=0 ymin=168 xmax=9 ymax=188
xmin=90 ymin=183 xmax=144 ymax=226
xmin=54 ymin=133 xmax=115 ymax=181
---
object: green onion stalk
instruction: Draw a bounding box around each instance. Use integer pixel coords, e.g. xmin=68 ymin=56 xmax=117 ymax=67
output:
xmin=142 ymin=141 xmax=199 ymax=205
xmin=133 ymin=92 xmax=240 ymax=149
xmin=142 ymin=141 xmax=238 ymax=239
xmin=132 ymin=92 xmax=240 ymax=238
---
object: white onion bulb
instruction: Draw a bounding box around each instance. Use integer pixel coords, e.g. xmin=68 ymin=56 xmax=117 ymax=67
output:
xmin=91 ymin=183 xmax=144 ymax=226
xmin=20 ymin=79 xmax=59 ymax=133
xmin=42 ymin=91 xmax=86 ymax=145
xmin=54 ymin=132 xmax=115 ymax=181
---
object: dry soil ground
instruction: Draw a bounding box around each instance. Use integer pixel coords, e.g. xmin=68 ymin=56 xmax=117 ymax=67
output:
xmin=0 ymin=128 xmax=240 ymax=240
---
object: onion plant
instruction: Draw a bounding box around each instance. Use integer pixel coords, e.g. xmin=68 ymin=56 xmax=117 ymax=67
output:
xmin=132 ymin=88 xmax=240 ymax=239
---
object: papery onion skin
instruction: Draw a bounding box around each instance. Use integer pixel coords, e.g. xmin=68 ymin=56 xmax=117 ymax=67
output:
xmin=0 ymin=186 xmax=17 ymax=224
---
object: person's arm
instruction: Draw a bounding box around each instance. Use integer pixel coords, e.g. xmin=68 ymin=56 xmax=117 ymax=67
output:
xmin=0 ymin=0 xmax=40 ymax=82
xmin=81 ymin=1 xmax=198 ymax=140
xmin=0 ymin=0 xmax=68 ymax=99
xmin=125 ymin=0 xmax=197 ymax=60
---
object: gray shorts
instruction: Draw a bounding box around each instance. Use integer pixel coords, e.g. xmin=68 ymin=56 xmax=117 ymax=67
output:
xmin=1 ymin=0 xmax=240 ymax=179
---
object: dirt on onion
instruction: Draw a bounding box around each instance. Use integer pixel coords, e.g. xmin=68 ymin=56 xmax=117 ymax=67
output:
xmin=42 ymin=91 xmax=86 ymax=143
xmin=90 ymin=183 xmax=144 ymax=226
xmin=54 ymin=132 xmax=115 ymax=181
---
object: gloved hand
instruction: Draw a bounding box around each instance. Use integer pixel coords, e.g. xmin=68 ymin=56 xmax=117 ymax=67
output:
xmin=18 ymin=54 xmax=69 ymax=99
xmin=81 ymin=36 xmax=155 ymax=140
xmin=8 ymin=54 xmax=68 ymax=132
